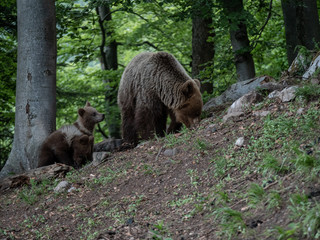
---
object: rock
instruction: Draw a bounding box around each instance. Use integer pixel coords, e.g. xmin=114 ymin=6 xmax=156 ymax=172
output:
xmin=253 ymin=110 xmax=271 ymax=117
xmin=227 ymin=91 xmax=263 ymax=114
xmin=288 ymin=52 xmax=311 ymax=76
xmin=302 ymin=53 xmax=320 ymax=79
xmin=222 ymin=111 xmax=245 ymax=123
xmin=67 ymin=186 xmax=77 ymax=193
xmin=203 ymin=76 xmax=282 ymax=113
xmin=163 ymin=148 xmax=179 ymax=157
xmin=268 ymin=90 xmax=281 ymax=99
xmin=235 ymin=137 xmax=245 ymax=147
xmin=92 ymin=152 xmax=111 ymax=166
xmin=268 ymin=86 xmax=298 ymax=102
xmin=54 ymin=181 xmax=70 ymax=193
xmin=93 ymin=139 xmax=123 ymax=152
xmin=206 ymin=124 xmax=217 ymax=133
xmin=280 ymin=86 xmax=297 ymax=102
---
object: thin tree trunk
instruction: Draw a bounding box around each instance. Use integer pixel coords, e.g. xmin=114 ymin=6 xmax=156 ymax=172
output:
xmin=281 ymin=0 xmax=298 ymax=65
xmin=0 ymin=0 xmax=56 ymax=178
xmin=220 ymin=0 xmax=255 ymax=81
xmin=296 ymin=0 xmax=320 ymax=50
xmin=97 ymin=5 xmax=121 ymax=139
xmin=281 ymin=0 xmax=320 ymax=65
xmin=191 ymin=1 xmax=215 ymax=94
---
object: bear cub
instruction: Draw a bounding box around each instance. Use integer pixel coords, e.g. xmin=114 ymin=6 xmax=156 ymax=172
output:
xmin=38 ymin=102 xmax=104 ymax=169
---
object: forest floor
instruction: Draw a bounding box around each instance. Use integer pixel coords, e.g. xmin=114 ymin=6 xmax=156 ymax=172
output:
xmin=1 ymin=83 xmax=320 ymax=240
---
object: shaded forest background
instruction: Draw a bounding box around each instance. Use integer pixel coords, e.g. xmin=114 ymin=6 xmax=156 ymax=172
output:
xmin=1 ymin=0 xmax=320 ymax=170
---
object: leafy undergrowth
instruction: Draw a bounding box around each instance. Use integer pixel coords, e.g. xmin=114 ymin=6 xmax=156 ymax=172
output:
xmin=1 ymin=89 xmax=320 ymax=240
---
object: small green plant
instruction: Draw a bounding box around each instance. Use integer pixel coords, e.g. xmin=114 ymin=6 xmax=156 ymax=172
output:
xmin=296 ymin=84 xmax=320 ymax=101
xmin=143 ymin=164 xmax=157 ymax=175
xmin=273 ymin=223 xmax=300 ymax=240
xmin=214 ymin=207 xmax=246 ymax=239
xmin=186 ymin=169 xmax=199 ymax=187
xmin=194 ymin=138 xmax=209 ymax=151
xmin=18 ymin=179 xmax=51 ymax=205
xmin=291 ymin=146 xmax=320 ymax=178
xmin=261 ymin=154 xmax=289 ymax=175
xmin=286 ymin=193 xmax=320 ymax=239
xmin=248 ymin=183 xmax=266 ymax=206
xmin=149 ymin=220 xmax=173 ymax=240
xmin=266 ymin=191 xmax=282 ymax=210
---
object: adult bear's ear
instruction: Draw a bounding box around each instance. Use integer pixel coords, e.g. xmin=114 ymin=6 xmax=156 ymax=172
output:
xmin=193 ymin=79 xmax=201 ymax=89
xmin=85 ymin=101 xmax=91 ymax=107
xmin=78 ymin=108 xmax=85 ymax=117
xmin=79 ymin=135 xmax=89 ymax=145
xmin=182 ymin=80 xmax=195 ymax=98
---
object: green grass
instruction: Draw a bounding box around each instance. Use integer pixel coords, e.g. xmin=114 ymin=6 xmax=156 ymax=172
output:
xmin=18 ymin=179 xmax=52 ymax=205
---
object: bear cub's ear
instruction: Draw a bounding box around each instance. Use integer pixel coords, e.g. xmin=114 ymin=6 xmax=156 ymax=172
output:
xmin=85 ymin=101 xmax=91 ymax=107
xmin=182 ymin=80 xmax=196 ymax=98
xmin=78 ymin=108 xmax=85 ymax=117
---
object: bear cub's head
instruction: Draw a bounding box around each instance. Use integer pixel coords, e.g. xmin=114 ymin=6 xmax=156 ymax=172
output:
xmin=174 ymin=79 xmax=203 ymax=129
xmin=78 ymin=102 xmax=105 ymax=131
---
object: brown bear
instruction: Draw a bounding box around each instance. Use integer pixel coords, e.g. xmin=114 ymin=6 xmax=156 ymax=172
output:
xmin=72 ymin=135 xmax=94 ymax=167
xmin=38 ymin=102 xmax=104 ymax=168
xmin=117 ymin=52 xmax=203 ymax=145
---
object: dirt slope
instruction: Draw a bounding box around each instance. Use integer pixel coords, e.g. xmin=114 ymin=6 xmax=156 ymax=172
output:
xmin=1 ymin=91 xmax=320 ymax=240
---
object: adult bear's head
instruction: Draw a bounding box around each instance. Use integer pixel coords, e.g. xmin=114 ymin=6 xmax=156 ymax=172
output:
xmin=174 ymin=79 xmax=203 ymax=128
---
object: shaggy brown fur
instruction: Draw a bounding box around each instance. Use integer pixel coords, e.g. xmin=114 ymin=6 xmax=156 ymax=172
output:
xmin=38 ymin=102 xmax=104 ymax=168
xmin=72 ymin=135 xmax=94 ymax=167
xmin=117 ymin=52 xmax=203 ymax=145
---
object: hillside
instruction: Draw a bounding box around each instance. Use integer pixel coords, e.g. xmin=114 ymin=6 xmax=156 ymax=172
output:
xmin=1 ymin=82 xmax=320 ymax=240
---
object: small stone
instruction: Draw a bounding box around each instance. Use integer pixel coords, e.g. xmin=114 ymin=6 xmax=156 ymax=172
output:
xmin=222 ymin=111 xmax=245 ymax=123
xmin=235 ymin=137 xmax=245 ymax=147
xmin=268 ymin=90 xmax=281 ymax=99
xmin=297 ymin=107 xmax=304 ymax=115
xmin=67 ymin=187 xmax=76 ymax=193
xmin=206 ymin=124 xmax=217 ymax=133
xmin=163 ymin=148 xmax=179 ymax=157
xmin=253 ymin=110 xmax=270 ymax=117
xmin=54 ymin=181 xmax=70 ymax=193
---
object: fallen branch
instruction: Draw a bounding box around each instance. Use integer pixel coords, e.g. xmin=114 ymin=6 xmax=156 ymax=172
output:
xmin=0 ymin=163 xmax=72 ymax=191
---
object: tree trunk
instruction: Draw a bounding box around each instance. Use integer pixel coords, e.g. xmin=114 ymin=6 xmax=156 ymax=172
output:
xmin=296 ymin=0 xmax=320 ymax=50
xmin=0 ymin=0 xmax=56 ymax=178
xmin=97 ymin=5 xmax=121 ymax=139
xmin=191 ymin=1 xmax=215 ymax=94
xmin=281 ymin=0 xmax=298 ymax=65
xmin=281 ymin=0 xmax=320 ymax=65
xmin=220 ymin=0 xmax=255 ymax=81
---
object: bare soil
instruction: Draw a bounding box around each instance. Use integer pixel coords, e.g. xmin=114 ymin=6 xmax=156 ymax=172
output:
xmin=1 ymin=97 xmax=320 ymax=240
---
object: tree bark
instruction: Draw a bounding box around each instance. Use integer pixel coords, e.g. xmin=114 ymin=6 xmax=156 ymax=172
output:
xmin=281 ymin=0 xmax=298 ymax=65
xmin=191 ymin=1 xmax=215 ymax=94
xmin=220 ymin=0 xmax=256 ymax=81
xmin=0 ymin=0 xmax=56 ymax=178
xmin=97 ymin=5 xmax=121 ymax=139
xmin=296 ymin=0 xmax=320 ymax=50
xmin=281 ymin=0 xmax=320 ymax=65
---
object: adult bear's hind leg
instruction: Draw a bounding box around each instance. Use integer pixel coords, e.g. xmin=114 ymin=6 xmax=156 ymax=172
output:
xmin=121 ymin=105 xmax=138 ymax=145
